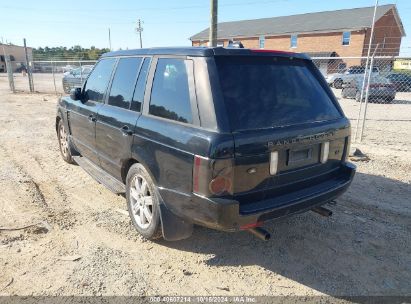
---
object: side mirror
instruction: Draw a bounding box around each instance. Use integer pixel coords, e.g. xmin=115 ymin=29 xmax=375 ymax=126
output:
xmin=70 ymin=88 xmax=82 ymax=101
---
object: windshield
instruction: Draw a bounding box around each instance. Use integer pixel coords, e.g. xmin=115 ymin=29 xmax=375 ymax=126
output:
xmin=215 ymin=56 xmax=342 ymax=131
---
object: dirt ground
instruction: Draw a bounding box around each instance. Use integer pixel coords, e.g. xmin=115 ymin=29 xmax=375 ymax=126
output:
xmin=0 ymin=86 xmax=410 ymax=299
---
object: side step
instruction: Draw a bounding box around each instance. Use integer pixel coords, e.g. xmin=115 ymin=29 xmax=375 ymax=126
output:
xmin=73 ymin=156 xmax=126 ymax=194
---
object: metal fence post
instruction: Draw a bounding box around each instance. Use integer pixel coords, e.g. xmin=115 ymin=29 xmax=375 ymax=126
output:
xmin=359 ymin=45 xmax=379 ymax=142
xmin=29 ymin=60 xmax=35 ymax=92
xmin=5 ymin=55 xmax=15 ymax=93
xmin=52 ymin=60 xmax=57 ymax=95
xmin=354 ymin=0 xmax=379 ymax=142
xmin=79 ymin=60 xmax=83 ymax=84
xmin=23 ymin=38 xmax=34 ymax=92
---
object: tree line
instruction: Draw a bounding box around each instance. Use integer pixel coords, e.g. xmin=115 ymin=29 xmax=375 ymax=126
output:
xmin=33 ymin=46 xmax=111 ymax=60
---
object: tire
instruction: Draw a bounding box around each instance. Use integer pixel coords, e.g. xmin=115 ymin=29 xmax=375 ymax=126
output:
xmin=57 ymin=120 xmax=75 ymax=164
xmin=333 ymin=79 xmax=343 ymax=89
xmin=126 ymin=163 xmax=162 ymax=240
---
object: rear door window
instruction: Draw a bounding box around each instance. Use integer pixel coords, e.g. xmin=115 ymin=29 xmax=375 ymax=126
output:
xmin=215 ymin=56 xmax=342 ymax=131
xmin=108 ymin=57 xmax=142 ymax=109
xmin=149 ymin=58 xmax=193 ymax=124
xmin=131 ymin=58 xmax=150 ymax=112
xmin=83 ymin=58 xmax=116 ymax=102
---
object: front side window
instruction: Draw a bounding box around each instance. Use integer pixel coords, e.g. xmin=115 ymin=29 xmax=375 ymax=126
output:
xmin=108 ymin=57 xmax=142 ymax=109
xmin=259 ymin=36 xmax=265 ymax=49
xmin=149 ymin=58 xmax=193 ymax=124
xmin=131 ymin=58 xmax=151 ymax=112
xmin=342 ymin=31 xmax=351 ymax=45
xmin=290 ymin=34 xmax=297 ymax=48
xmin=83 ymin=58 xmax=116 ymax=102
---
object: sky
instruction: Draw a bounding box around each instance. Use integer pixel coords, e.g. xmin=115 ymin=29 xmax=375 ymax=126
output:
xmin=1 ymin=0 xmax=410 ymax=56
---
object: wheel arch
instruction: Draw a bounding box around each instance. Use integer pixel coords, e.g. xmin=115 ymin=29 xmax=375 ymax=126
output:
xmin=121 ymin=156 xmax=158 ymax=185
xmin=55 ymin=115 xmax=61 ymax=133
xmin=121 ymin=158 xmax=139 ymax=184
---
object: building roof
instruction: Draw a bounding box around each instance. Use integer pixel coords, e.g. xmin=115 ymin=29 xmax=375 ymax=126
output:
xmin=0 ymin=43 xmax=33 ymax=50
xmin=101 ymin=47 xmax=309 ymax=59
xmin=190 ymin=4 xmax=405 ymax=41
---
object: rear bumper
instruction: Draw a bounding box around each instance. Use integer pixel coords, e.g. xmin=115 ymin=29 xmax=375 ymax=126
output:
xmin=159 ymin=162 xmax=356 ymax=232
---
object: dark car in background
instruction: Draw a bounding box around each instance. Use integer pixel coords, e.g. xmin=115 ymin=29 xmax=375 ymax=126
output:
xmin=341 ymin=75 xmax=396 ymax=103
xmin=386 ymin=73 xmax=411 ymax=92
xmin=56 ymin=47 xmax=355 ymax=241
xmin=62 ymin=65 xmax=93 ymax=93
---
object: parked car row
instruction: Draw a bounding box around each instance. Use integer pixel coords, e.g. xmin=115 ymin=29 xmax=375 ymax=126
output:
xmin=324 ymin=64 xmax=411 ymax=103
xmin=62 ymin=65 xmax=94 ymax=93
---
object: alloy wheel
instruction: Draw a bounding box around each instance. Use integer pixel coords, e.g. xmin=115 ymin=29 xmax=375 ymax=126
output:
xmin=130 ymin=174 xmax=153 ymax=229
xmin=59 ymin=124 xmax=69 ymax=158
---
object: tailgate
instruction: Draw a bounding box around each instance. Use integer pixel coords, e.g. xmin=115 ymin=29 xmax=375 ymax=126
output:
xmin=232 ymin=119 xmax=351 ymax=203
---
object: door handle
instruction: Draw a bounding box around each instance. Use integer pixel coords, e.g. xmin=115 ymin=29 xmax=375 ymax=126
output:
xmin=121 ymin=125 xmax=133 ymax=136
xmin=88 ymin=114 xmax=96 ymax=122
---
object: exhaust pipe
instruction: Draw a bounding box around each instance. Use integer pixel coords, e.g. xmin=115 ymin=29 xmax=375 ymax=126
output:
xmin=312 ymin=206 xmax=333 ymax=217
xmin=249 ymin=227 xmax=271 ymax=241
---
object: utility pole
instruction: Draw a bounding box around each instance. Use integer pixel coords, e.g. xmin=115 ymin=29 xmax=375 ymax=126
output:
xmin=108 ymin=28 xmax=112 ymax=51
xmin=209 ymin=0 xmax=218 ymax=47
xmin=135 ymin=19 xmax=143 ymax=48
xmin=23 ymin=38 xmax=34 ymax=92
xmin=354 ymin=0 xmax=378 ymax=142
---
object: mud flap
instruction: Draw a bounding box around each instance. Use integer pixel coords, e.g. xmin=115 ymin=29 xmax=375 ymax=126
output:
xmin=159 ymin=203 xmax=193 ymax=241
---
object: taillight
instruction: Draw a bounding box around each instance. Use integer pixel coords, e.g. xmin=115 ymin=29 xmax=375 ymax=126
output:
xmin=193 ymin=155 xmax=233 ymax=197
xmin=269 ymin=151 xmax=278 ymax=175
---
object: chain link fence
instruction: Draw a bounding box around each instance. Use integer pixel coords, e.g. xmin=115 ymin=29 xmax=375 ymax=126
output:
xmin=1 ymin=56 xmax=410 ymax=146
xmin=312 ymin=56 xmax=411 ymax=146
xmin=2 ymin=60 xmax=97 ymax=94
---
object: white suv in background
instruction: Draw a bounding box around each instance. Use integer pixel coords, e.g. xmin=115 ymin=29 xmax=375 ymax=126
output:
xmin=326 ymin=66 xmax=380 ymax=89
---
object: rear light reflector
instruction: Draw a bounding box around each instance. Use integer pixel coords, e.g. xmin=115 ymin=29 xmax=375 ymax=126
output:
xmin=321 ymin=142 xmax=330 ymax=164
xmin=209 ymin=175 xmax=231 ymax=195
xmin=269 ymin=151 xmax=278 ymax=175
xmin=193 ymin=155 xmax=209 ymax=194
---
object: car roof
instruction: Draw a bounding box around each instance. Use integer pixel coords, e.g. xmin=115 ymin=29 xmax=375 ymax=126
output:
xmin=101 ymin=47 xmax=310 ymax=60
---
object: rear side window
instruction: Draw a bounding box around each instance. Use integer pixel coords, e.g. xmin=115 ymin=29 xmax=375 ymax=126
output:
xmin=149 ymin=58 xmax=193 ymax=124
xmin=131 ymin=58 xmax=150 ymax=112
xmin=215 ymin=56 xmax=342 ymax=131
xmin=84 ymin=58 xmax=115 ymax=102
xmin=108 ymin=57 xmax=142 ymax=109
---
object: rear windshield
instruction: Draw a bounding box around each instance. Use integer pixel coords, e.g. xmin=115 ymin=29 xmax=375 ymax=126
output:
xmin=215 ymin=56 xmax=342 ymax=131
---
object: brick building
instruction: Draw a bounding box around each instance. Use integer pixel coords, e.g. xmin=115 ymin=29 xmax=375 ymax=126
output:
xmin=190 ymin=4 xmax=405 ymax=71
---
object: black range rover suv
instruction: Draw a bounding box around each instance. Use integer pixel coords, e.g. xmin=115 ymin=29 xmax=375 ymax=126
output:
xmin=56 ymin=47 xmax=355 ymax=241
